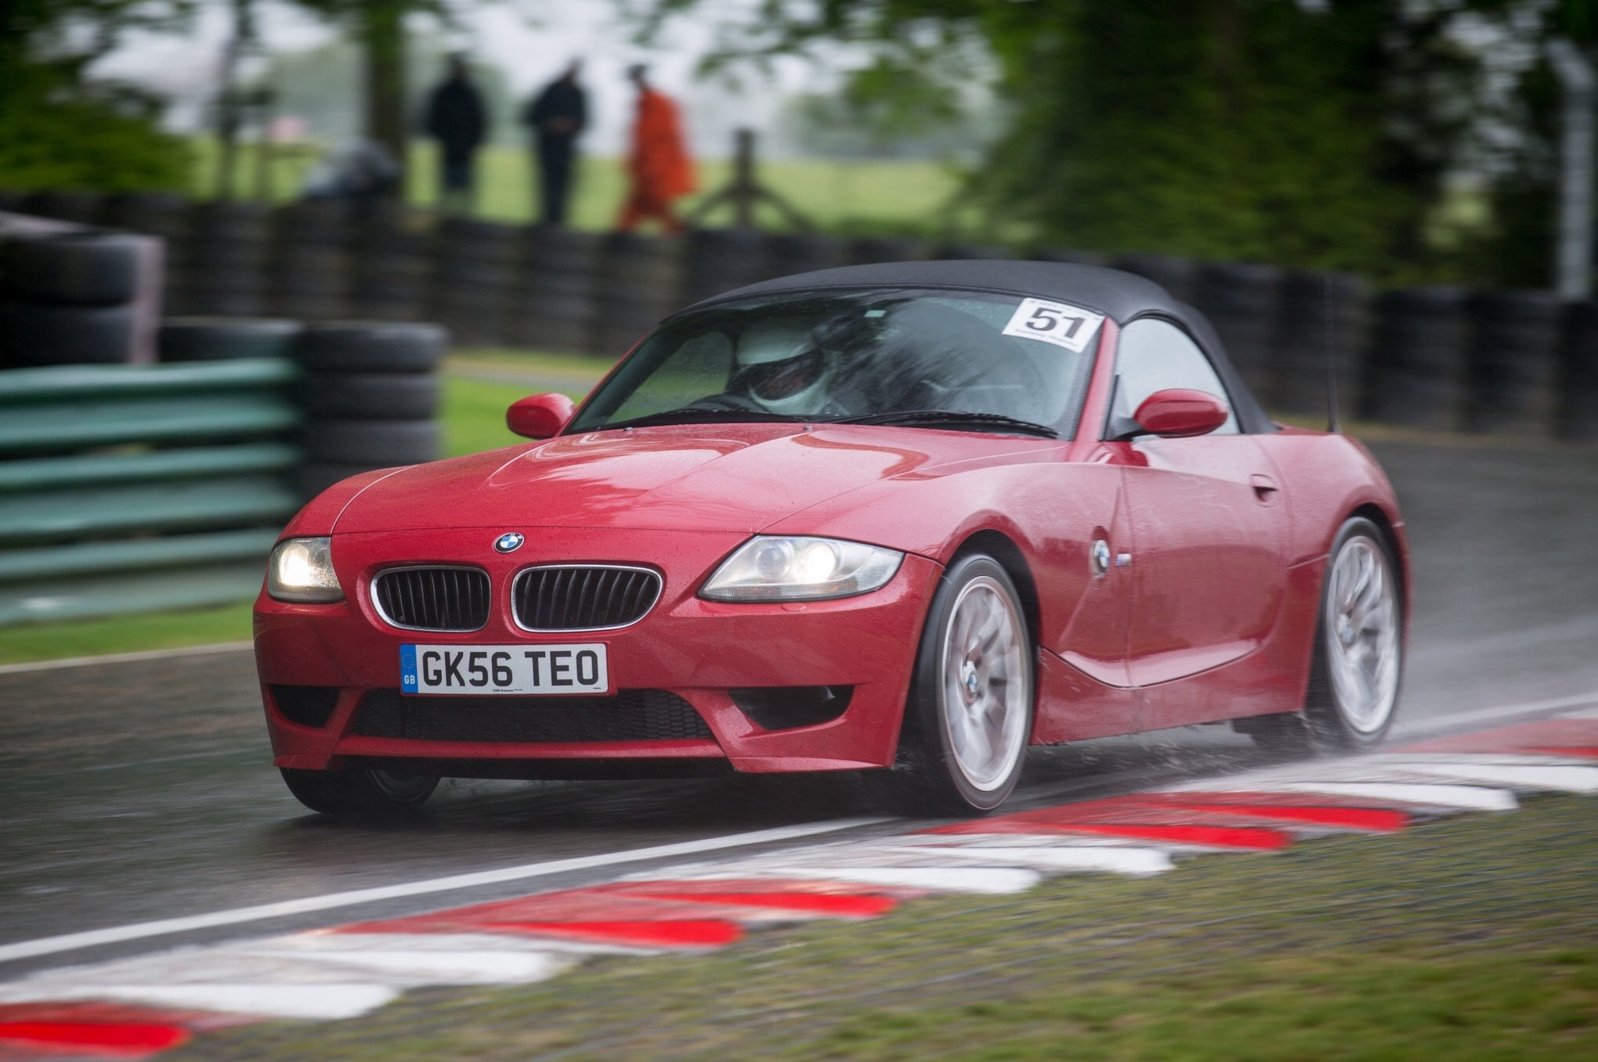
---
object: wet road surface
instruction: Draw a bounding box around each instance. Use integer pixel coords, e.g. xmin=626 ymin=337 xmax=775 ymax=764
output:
xmin=2 ymin=434 xmax=1595 ymax=977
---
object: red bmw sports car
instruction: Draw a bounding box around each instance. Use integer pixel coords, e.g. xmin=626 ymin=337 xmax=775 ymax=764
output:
xmin=254 ymin=261 xmax=1407 ymax=817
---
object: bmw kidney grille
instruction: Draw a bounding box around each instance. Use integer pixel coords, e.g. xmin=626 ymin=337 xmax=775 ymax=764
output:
xmin=513 ymin=565 xmax=662 ymax=631
xmin=370 ymin=564 xmax=661 ymax=632
xmin=372 ymin=566 xmax=492 ymax=632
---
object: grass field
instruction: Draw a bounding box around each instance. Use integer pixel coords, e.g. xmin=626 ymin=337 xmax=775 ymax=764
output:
xmin=193 ymin=139 xmax=973 ymax=236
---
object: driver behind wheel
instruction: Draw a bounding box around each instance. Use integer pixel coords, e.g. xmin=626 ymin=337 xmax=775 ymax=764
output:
xmin=732 ymin=321 xmax=839 ymax=414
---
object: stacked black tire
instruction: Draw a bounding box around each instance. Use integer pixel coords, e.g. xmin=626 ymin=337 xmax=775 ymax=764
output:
xmin=590 ymin=233 xmax=684 ymax=356
xmin=433 ymin=217 xmax=517 ymax=346
xmin=1465 ymin=290 xmax=1563 ymax=436
xmin=290 ymin=322 xmax=446 ymax=498
xmin=159 ymin=317 xmax=302 ymax=363
xmin=0 ymin=229 xmax=147 ymax=367
xmin=1558 ymin=301 xmax=1598 ymax=442
xmin=1364 ymin=287 xmax=1469 ymax=430
xmin=509 ymin=225 xmax=603 ymax=355
xmin=179 ymin=202 xmax=273 ymax=318
xmin=680 ymin=228 xmax=773 ymax=306
xmin=268 ymin=201 xmax=354 ymax=322
xmin=1270 ymin=271 xmax=1372 ymax=418
xmin=1190 ymin=262 xmax=1284 ymax=401
xmin=351 ymin=202 xmax=431 ymax=323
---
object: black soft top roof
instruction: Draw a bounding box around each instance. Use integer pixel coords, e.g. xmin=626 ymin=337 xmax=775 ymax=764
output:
xmin=687 ymin=259 xmax=1275 ymax=435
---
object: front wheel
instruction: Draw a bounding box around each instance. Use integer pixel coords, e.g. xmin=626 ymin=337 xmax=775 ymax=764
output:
xmin=1304 ymin=516 xmax=1403 ymax=749
xmin=280 ymin=766 xmax=440 ymax=819
xmin=892 ymin=554 xmax=1035 ymax=814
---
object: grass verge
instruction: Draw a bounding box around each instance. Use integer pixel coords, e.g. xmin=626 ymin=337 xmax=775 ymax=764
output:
xmin=169 ymin=792 xmax=1598 ymax=1060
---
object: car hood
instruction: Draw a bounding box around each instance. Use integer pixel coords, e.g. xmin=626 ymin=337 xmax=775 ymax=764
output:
xmin=329 ymin=424 xmax=1049 ymax=536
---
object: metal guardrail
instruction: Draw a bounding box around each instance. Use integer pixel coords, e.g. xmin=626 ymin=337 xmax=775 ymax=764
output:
xmin=0 ymin=358 xmax=302 ymax=626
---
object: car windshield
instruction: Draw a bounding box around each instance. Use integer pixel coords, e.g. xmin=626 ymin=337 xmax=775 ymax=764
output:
xmin=566 ymin=288 xmax=1101 ymax=439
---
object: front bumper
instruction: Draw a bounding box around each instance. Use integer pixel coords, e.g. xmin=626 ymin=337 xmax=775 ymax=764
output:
xmin=253 ymin=526 xmax=940 ymax=775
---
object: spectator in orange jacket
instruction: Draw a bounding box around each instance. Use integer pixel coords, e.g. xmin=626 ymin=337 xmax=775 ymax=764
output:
xmin=616 ymin=64 xmax=696 ymax=234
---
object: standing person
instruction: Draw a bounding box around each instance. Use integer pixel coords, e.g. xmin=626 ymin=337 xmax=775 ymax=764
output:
xmin=522 ymin=60 xmax=588 ymax=226
xmin=422 ymin=53 xmax=488 ymax=215
xmin=616 ymin=63 xmax=696 ymax=234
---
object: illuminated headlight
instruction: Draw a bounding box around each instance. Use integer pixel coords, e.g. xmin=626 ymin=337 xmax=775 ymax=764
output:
xmin=701 ymin=536 xmax=903 ymax=602
xmin=266 ymin=537 xmax=344 ymax=603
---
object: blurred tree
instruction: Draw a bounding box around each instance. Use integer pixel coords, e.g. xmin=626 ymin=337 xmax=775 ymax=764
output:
xmin=1468 ymin=1 xmax=1598 ymax=288
xmin=628 ymin=0 xmax=1575 ymax=284
xmin=0 ymin=0 xmax=196 ymax=191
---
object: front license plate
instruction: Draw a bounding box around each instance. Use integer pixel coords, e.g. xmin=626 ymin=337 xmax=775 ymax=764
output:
xmin=400 ymin=643 xmax=609 ymax=696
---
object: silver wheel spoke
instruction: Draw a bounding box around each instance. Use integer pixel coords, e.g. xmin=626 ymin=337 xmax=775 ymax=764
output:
xmin=1324 ymin=534 xmax=1400 ymax=735
xmin=940 ymin=573 xmax=1031 ymax=792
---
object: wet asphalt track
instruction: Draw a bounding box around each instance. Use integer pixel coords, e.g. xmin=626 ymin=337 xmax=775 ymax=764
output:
xmin=2 ymin=434 xmax=1596 ymax=978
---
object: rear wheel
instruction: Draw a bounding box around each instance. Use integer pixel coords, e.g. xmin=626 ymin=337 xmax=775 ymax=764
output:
xmin=1304 ymin=517 xmax=1403 ymax=749
xmin=280 ymin=766 xmax=439 ymax=818
xmin=892 ymin=554 xmax=1034 ymax=814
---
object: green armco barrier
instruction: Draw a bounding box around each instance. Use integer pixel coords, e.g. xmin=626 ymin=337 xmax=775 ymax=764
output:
xmin=0 ymin=357 xmax=303 ymax=626
xmin=0 ymin=442 xmax=298 ymax=493
xmin=0 ymin=358 xmax=298 ymax=403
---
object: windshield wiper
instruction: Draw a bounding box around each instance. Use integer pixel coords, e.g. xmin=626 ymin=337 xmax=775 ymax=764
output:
xmin=829 ymin=409 xmax=1059 ymax=438
xmin=603 ymin=406 xmax=812 ymax=430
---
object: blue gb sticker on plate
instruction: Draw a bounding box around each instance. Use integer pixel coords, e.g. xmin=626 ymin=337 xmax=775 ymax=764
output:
xmin=399 ymin=644 xmax=419 ymax=693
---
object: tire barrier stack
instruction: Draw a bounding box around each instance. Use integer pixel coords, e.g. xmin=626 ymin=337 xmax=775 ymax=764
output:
xmin=289 ymin=321 xmax=446 ymax=499
xmin=1465 ymin=290 xmax=1563 ymax=436
xmin=846 ymin=235 xmax=930 ymax=266
xmin=6 ymin=190 xmax=1596 ymax=440
xmin=591 ymin=233 xmax=685 ymax=356
xmin=1113 ymin=253 xmax=1198 ymax=304
xmin=1559 ymin=302 xmax=1598 ymax=442
xmin=269 ymin=201 xmax=354 ymax=322
xmin=680 ymin=227 xmax=774 ymax=306
xmin=179 ymin=202 xmax=273 ymax=318
xmin=0 ymin=229 xmax=154 ymax=368
xmin=510 ymin=225 xmax=604 ymax=354
xmin=433 ymin=217 xmax=517 ymax=346
xmin=1190 ymin=261 xmax=1285 ymax=401
xmin=159 ymin=317 xmax=302 ymax=363
xmin=1270 ymin=270 xmax=1372 ymax=418
xmin=351 ymin=202 xmax=430 ymax=322
xmin=762 ymin=231 xmax=849 ymax=279
xmin=0 ymin=357 xmax=302 ymax=626
xmin=1363 ymin=286 xmax=1470 ymax=431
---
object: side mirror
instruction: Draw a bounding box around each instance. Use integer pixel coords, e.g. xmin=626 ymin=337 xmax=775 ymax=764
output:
xmin=1132 ymin=388 xmax=1229 ymax=438
xmin=506 ymin=392 xmax=575 ymax=440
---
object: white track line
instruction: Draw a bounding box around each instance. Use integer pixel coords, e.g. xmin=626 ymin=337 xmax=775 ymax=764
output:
xmin=0 ymin=817 xmax=886 ymax=964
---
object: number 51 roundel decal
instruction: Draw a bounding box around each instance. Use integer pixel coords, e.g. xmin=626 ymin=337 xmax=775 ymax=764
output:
xmin=1001 ymin=297 xmax=1106 ymax=354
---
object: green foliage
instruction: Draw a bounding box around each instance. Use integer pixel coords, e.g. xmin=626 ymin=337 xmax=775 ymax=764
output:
xmin=0 ymin=0 xmax=195 ymax=192
xmin=0 ymin=66 xmax=193 ymax=192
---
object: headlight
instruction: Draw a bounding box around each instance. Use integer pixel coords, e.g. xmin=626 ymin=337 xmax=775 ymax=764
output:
xmin=701 ymin=536 xmax=903 ymax=602
xmin=267 ymin=537 xmax=344 ymax=603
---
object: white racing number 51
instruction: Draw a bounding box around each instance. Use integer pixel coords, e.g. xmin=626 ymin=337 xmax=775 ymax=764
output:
xmin=1001 ymin=298 xmax=1106 ymax=354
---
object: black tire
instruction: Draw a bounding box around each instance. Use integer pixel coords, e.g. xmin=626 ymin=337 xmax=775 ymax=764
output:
xmin=299 ymin=418 xmax=440 ymax=465
xmin=158 ymin=317 xmax=302 ymax=362
xmin=0 ymin=231 xmax=145 ymax=304
xmin=297 ymin=371 xmax=441 ymax=419
xmin=886 ymin=554 xmax=1034 ymax=815
xmin=1303 ymin=517 xmax=1403 ymax=750
xmin=0 ymin=299 xmax=136 ymax=365
xmin=294 ymin=321 xmax=447 ymax=373
xmin=280 ymin=766 xmax=439 ymax=818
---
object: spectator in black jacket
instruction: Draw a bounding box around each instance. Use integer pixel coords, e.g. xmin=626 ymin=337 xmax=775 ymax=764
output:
xmin=522 ymin=61 xmax=588 ymax=225
xmin=423 ymin=54 xmax=488 ymax=215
